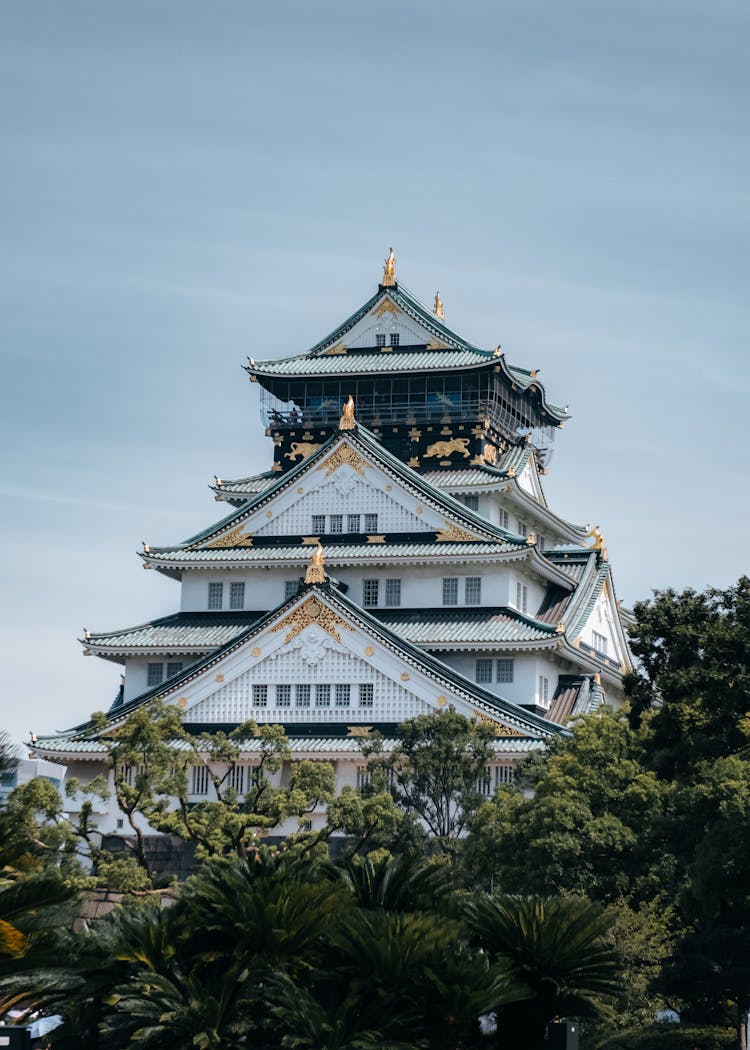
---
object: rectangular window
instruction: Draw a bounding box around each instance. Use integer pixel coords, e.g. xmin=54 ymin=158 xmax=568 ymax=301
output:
xmin=516 ymin=582 xmax=528 ymax=613
xmin=476 ymin=766 xmax=493 ymax=797
xmin=301 ymin=819 xmax=313 ymax=832
xmin=592 ymin=631 xmax=608 ymax=656
xmin=462 ymin=494 xmax=479 ymax=511
xmin=147 ymin=662 xmax=164 ymax=687
xmin=315 ymin=684 xmax=331 ymax=708
xmin=518 ymin=520 xmax=528 ymax=537
xmin=364 ymin=513 xmax=378 ymax=531
xmin=538 ymin=676 xmax=549 ymax=706
xmin=376 ymin=333 xmax=386 ymax=347
xmin=166 ymin=661 xmax=184 ymax=679
xmin=253 ymin=684 xmax=268 ymax=708
xmin=296 ymin=684 xmax=311 ymax=707
xmin=475 ymin=659 xmax=493 ymax=684
xmin=442 ymin=577 xmax=459 ymax=606
xmin=335 ymin=684 xmax=351 ymax=707
xmin=329 ymin=514 xmax=343 ymax=534
xmin=228 ymin=764 xmax=245 ymax=794
xmin=465 ymin=577 xmax=482 ymax=605
xmin=347 ymin=514 xmax=361 ymax=532
xmin=496 ymin=658 xmax=514 ymax=683
xmin=191 ymin=765 xmax=209 ymax=796
xmin=230 ymin=581 xmax=245 ymax=609
xmin=356 ymin=765 xmax=370 ymax=790
xmin=538 ymin=534 xmax=546 ymax=551
xmin=123 ymin=764 xmax=144 ymax=787
xmin=499 ymin=509 xmax=509 ymax=529
xmin=277 ymin=684 xmax=292 ymax=707
xmin=494 ymin=765 xmax=515 ymax=787
xmin=390 ymin=332 xmax=400 ymax=346
xmin=311 ymin=514 xmax=326 ymax=533
xmin=385 ymin=579 xmax=401 ymax=606
xmin=359 ymin=683 xmax=374 ymax=707
xmin=285 ymin=579 xmax=299 ymax=600
xmin=363 ymin=579 xmax=379 ymax=607
xmin=208 ymin=582 xmax=223 ymax=610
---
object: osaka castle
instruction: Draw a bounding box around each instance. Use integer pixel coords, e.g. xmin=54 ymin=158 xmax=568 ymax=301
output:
xmin=32 ymin=251 xmax=632 ymax=837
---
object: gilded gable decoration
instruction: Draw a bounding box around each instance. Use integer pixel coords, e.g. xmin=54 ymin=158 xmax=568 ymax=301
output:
xmin=316 ymin=442 xmax=367 ymax=477
xmin=373 ymin=297 xmax=399 ymax=318
xmin=474 ymin=710 xmax=524 ymax=736
xmin=206 ymin=523 xmax=253 ymax=548
xmin=435 ymin=522 xmax=482 ymax=543
xmin=271 ymin=596 xmax=355 ymax=644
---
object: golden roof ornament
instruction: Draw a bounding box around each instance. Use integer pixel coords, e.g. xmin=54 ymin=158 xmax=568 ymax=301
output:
xmin=382 ymin=247 xmax=396 ymax=287
xmin=586 ymin=524 xmax=608 ymax=560
xmin=339 ymin=394 xmax=356 ymax=430
xmin=434 ymin=291 xmax=444 ymax=320
xmin=305 ymin=542 xmax=326 ymax=584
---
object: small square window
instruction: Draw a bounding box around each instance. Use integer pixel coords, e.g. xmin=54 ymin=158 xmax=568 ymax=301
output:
xmin=330 ymin=514 xmax=343 ymax=534
xmin=285 ymin=580 xmax=299 ymax=600
xmin=465 ymin=577 xmax=482 ymax=605
xmin=497 ymin=658 xmax=514 ymax=683
xmin=499 ymin=509 xmax=509 ymax=529
xmin=442 ymin=578 xmax=458 ymax=606
xmin=359 ymin=683 xmax=374 ymax=707
xmin=166 ymin=661 xmax=183 ymax=678
xmin=363 ymin=579 xmax=379 ymax=607
xmin=277 ymin=684 xmax=292 ymax=707
xmin=147 ymin=662 xmax=164 ymax=687
xmin=376 ymin=333 xmax=386 ymax=347
xmin=253 ymin=684 xmax=268 ymax=708
xmin=592 ymin=631 xmax=608 ymax=656
xmin=462 ymin=494 xmax=479 ymax=511
xmin=390 ymin=332 xmax=400 ymax=346
xmin=335 ymin=684 xmax=351 ymax=707
xmin=385 ymin=579 xmax=401 ymax=606
xmin=315 ymin=684 xmax=331 ymax=708
xmin=311 ymin=515 xmax=326 ymax=533
xmin=296 ymin=684 xmax=311 ymax=707
xmin=347 ymin=514 xmax=361 ymax=532
xmin=364 ymin=513 xmax=378 ymax=532
xmin=475 ymin=659 xmax=493 ymax=684
xmin=208 ymin=582 xmax=223 ymax=610
xmin=230 ymin=581 xmax=245 ymax=610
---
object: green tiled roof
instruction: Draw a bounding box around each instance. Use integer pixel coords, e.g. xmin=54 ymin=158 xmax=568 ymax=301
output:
xmin=379 ymin=608 xmax=558 ymax=646
xmin=248 ymin=348 xmax=492 ymax=377
xmin=85 ymin=612 xmax=262 ymax=653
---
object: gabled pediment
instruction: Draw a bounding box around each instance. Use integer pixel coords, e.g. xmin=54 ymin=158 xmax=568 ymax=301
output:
xmin=118 ymin=584 xmax=560 ymax=740
xmin=317 ymin=292 xmax=448 ymax=354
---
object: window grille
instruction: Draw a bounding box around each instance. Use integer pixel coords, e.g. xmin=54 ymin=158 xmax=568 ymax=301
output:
xmin=166 ymin=662 xmax=183 ymax=678
xmin=335 ymin=684 xmax=351 ymax=707
xmin=227 ymin=764 xmax=245 ymax=794
xmin=518 ymin=520 xmax=528 ymax=537
xmin=497 ymin=658 xmax=514 ymax=683
xmin=285 ymin=580 xmax=299 ymax=600
xmin=147 ymin=663 xmax=164 ymax=687
xmin=475 ymin=659 xmax=493 ymax=684
xmin=465 ymin=577 xmax=482 ymax=605
xmin=592 ymin=631 xmax=608 ymax=656
xmin=311 ymin=514 xmax=326 ymax=532
xmin=494 ymin=765 xmax=515 ymax=786
xmin=538 ymin=676 xmax=549 ymax=706
xmin=301 ymin=819 xmax=313 ymax=832
xmin=230 ymin=581 xmax=245 ymax=609
xmin=516 ymin=582 xmax=528 ymax=613
xmin=253 ymin=684 xmax=268 ymax=707
xmin=499 ymin=509 xmax=509 ymax=529
xmin=359 ymin=683 xmax=374 ymax=707
xmin=356 ymin=765 xmax=371 ymax=790
xmin=442 ymin=578 xmax=458 ymax=606
xmin=277 ymin=684 xmax=292 ymax=707
xmin=364 ymin=513 xmax=378 ymax=531
xmin=390 ymin=332 xmax=400 ymax=346
xmin=315 ymin=684 xmax=331 ymax=707
xmin=385 ymin=579 xmax=401 ymax=606
xmin=208 ymin=582 xmax=223 ymax=610
xmin=123 ymin=764 xmax=144 ymax=787
xmin=330 ymin=514 xmax=343 ymax=534
xmin=191 ymin=765 xmax=209 ymax=796
xmin=347 ymin=514 xmax=360 ymax=532
xmin=296 ymin=684 xmax=311 ymax=707
xmin=476 ymin=766 xmax=493 ymax=796
xmin=462 ymin=494 xmax=479 ymax=511
xmin=376 ymin=334 xmax=386 ymax=347
xmin=363 ymin=579 xmax=379 ymax=607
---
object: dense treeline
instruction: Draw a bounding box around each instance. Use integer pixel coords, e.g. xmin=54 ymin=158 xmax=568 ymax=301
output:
xmin=0 ymin=578 xmax=748 ymax=1049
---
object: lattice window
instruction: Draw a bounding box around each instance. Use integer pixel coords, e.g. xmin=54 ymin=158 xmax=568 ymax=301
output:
xmin=475 ymin=659 xmax=493 ymax=684
xmin=592 ymin=631 xmax=608 ymax=656
xmin=356 ymin=765 xmax=370 ymax=790
xmin=335 ymin=684 xmax=351 ymax=707
xmin=347 ymin=514 xmax=360 ymax=532
xmin=462 ymin=494 xmax=479 ymax=511
xmin=442 ymin=578 xmax=458 ymax=606
xmin=390 ymin=332 xmax=400 ymax=346
xmin=538 ymin=676 xmax=549 ymax=706
xmin=494 ymin=765 xmax=515 ymax=786
xmin=227 ymin=764 xmax=245 ymax=794
xmin=465 ymin=577 xmax=482 ymax=605
xmin=311 ymin=514 xmax=326 ymax=532
xmin=277 ymin=684 xmax=292 ymax=707
xmin=364 ymin=513 xmax=378 ymax=531
xmin=191 ymin=765 xmax=209 ymax=796
xmin=147 ymin=663 xmax=164 ymax=687
xmin=363 ymin=579 xmax=379 ymax=607
xmin=166 ymin=661 xmax=183 ymax=678
xmin=330 ymin=514 xmax=343 ymax=534
xmin=498 ymin=508 xmax=509 ymax=529
xmin=385 ymin=579 xmax=401 ymax=606
xmin=253 ymin=684 xmax=268 ymax=707
xmin=296 ymin=684 xmax=311 ymax=707
xmin=208 ymin=582 xmax=223 ymax=610
xmin=230 ymin=581 xmax=245 ymax=609
xmin=122 ymin=764 xmax=144 ymax=787
xmin=285 ymin=580 xmax=299 ymax=600
xmin=359 ymin=683 xmax=374 ymax=707
xmin=476 ymin=766 xmax=493 ymax=797
xmin=376 ymin=334 xmax=386 ymax=347
xmin=316 ymin=684 xmax=331 ymax=708
xmin=497 ymin=658 xmax=514 ymax=683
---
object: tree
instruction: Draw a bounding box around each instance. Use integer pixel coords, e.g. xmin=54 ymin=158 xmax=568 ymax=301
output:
xmin=364 ymin=708 xmax=495 ymax=847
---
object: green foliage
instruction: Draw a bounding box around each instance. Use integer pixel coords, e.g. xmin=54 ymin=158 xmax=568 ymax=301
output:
xmin=592 ymin=1025 xmax=735 ymax=1050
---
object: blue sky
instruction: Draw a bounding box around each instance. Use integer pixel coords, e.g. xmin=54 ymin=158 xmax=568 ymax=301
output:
xmin=1 ymin=0 xmax=748 ymax=747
